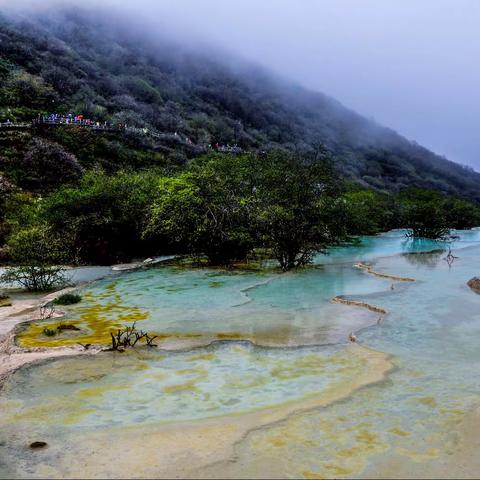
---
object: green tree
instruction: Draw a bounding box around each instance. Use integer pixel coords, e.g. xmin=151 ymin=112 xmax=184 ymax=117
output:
xmin=0 ymin=226 xmax=67 ymax=291
xmin=0 ymin=71 xmax=57 ymax=119
xmin=444 ymin=198 xmax=480 ymax=230
xmin=6 ymin=138 xmax=83 ymax=190
xmin=0 ymin=174 xmax=15 ymax=247
xmin=399 ymin=188 xmax=450 ymax=239
xmin=254 ymin=150 xmax=346 ymax=270
xmin=41 ymin=170 xmax=161 ymax=264
xmin=145 ymin=154 xmax=255 ymax=265
xmin=343 ymin=189 xmax=391 ymax=235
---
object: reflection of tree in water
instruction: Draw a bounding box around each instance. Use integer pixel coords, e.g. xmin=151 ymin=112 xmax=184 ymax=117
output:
xmin=443 ymin=248 xmax=459 ymax=268
xmin=402 ymin=249 xmax=446 ymax=268
xmin=400 ymin=236 xmax=463 ymax=268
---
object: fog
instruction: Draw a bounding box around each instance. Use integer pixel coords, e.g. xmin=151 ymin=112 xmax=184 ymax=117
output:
xmin=3 ymin=0 xmax=480 ymax=169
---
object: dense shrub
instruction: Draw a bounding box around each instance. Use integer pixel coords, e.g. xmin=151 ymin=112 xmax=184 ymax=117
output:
xmin=253 ymin=150 xmax=346 ymax=269
xmin=0 ymin=225 xmax=67 ymax=291
xmin=146 ymin=154 xmax=256 ymax=265
xmin=399 ymin=189 xmax=450 ymax=239
xmin=54 ymin=292 xmax=82 ymax=305
xmin=20 ymin=138 xmax=82 ymax=189
xmin=146 ymin=150 xmax=348 ymax=269
xmin=41 ymin=170 xmax=164 ymax=264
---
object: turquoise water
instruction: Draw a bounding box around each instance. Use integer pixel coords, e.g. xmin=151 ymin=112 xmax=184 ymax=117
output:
xmin=320 ymin=228 xmax=480 ymax=264
xmin=224 ymin=243 xmax=480 ymax=478
xmin=1 ymin=230 xmax=480 ymax=478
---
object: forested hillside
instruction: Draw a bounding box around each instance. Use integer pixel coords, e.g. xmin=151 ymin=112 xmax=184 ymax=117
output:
xmin=1 ymin=6 xmax=479 ymax=200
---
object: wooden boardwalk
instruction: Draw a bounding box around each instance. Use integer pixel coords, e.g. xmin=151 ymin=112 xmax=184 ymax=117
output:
xmin=0 ymin=121 xmax=125 ymax=133
xmin=0 ymin=121 xmax=245 ymax=153
xmin=0 ymin=122 xmax=31 ymax=129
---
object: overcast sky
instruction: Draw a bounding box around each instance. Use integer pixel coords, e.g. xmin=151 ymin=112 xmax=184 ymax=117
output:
xmin=5 ymin=0 xmax=480 ymax=169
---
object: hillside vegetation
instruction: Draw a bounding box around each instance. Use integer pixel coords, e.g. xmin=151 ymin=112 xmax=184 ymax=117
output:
xmin=0 ymin=6 xmax=479 ymax=199
xmin=0 ymin=6 xmax=479 ymax=276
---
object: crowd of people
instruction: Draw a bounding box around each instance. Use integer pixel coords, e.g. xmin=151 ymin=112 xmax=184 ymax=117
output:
xmin=2 ymin=113 xmax=246 ymax=154
xmin=33 ymin=113 xmax=128 ymax=130
xmin=210 ymin=143 xmax=243 ymax=154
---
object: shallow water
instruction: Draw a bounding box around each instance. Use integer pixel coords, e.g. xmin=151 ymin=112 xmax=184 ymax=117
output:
xmin=212 ymin=244 xmax=480 ymax=479
xmin=2 ymin=230 xmax=480 ymax=478
xmin=18 ymin=230 xmax=479 ymax=349
xmin=17 ymin=264 xmax=386 ymax=348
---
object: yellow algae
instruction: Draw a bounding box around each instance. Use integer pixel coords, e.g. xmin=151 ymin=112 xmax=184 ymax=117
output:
xmin=396 ymin=447 xmax=440 ymax=462
xmin=417 ymin=396 xmax=437 ymax=408
xmin=77 ymin=384 xmax=129 ymax=399
xmin=155 ymin=332 xmax=203 ymax=342
xmin=162 ymin=378 xmax=201 ymax=394
xmin=337 ymin=447 xmax=359 ymax=458
xmin=16 ymin=300 xmax=150 ymax=348
xmin=303 ymin=465 xmax=354 ymax=478
xmin=175 ymin=367 xmax=207 ymax=376
xmin=389 ymin=427 xmax=410 ymax=437
xmin=38 ymin=362 xmax=114 ymax=384
xmin=11 ymin=402 xmax=97 ymax=427
xmin=408 ymin=385 xmax=425 ymax=393
xmin=270 ymin=354 xmax=361 ymax=381
xmin=187 ymin=352 xmax=216 ymax=362
xmin=344 ymin=421 xmax=370 ymax=433
xmin=355 ymin=429 xmax=379 ymax=446
xmin=302 ymin=470 xmax=325 ymax=479
xmin=12 ymin=402 xmax=76 ymax=423
xmin=216 ymin=332 xmax=246 ymax=340
xmin=440 ymin=408 xmax=465 ymax=416
xmin=324 ymin=464 xmax=354 ymax=476
xmin=269 ymin=436 xmax=287 ymax=448
xmin=0 ymin=344 xmax=392 ymax=479
xmin=225 ymin=376 xmax=269 ymax=390
xmin=232 ymin=345 xmax=250 ymax=353
xmin=62 ymin=408 xmax=97 ymax=425
xmin=116 ymin=311 xmax=149 ymax=322
xmin=133 ymin=362 xmax=152 ymax=371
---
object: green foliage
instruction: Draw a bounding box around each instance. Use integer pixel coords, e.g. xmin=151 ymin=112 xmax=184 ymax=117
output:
xmin=344 ymin=188 xmax=396 ymax=235
xmin=7 ymin=225 xmax=66 ymax=265
xmin=0 ymin=8 xmax=479 ymax=271
xmin=0 ymin=58 xmax=14 ymax=79
xmin=254 ymin=150 xmax=346 ymax=269
xmin=41 ymin=170 xmax=163 ymax=263
xmin=0 ymin=225 xmax=67 ymax=291
xmin=42 ymin=327 xmax=57 ymax=337
xmin=146 ymin=150 xmax=346 ymax=269
xmin=0 ymin=190 xmax=41 ymax=248
xmin=445 ymin=198 xmax=480 ymax=230
xmin=0 ymin=137 xmax=82 ymax=190
xmin=399 ymin=189 xmax=450 ymax=239
xmin=146 ymin=154 xmax=256 ymax=265
xmin=54 ymin=293 xmax=82 ymax=305
xmin=0 ymin=174 xmax=16 ymax=245
xmin=0 ymin=71 xmax=57 ymax=119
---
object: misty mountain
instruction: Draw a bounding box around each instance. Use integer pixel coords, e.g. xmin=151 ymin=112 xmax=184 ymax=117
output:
xmin=1 ymin=6 xmax=479 ymax=200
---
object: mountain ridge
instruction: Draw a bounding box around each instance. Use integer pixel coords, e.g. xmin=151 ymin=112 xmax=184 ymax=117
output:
xmin=1 ymin=6 xmax=479 ymax=200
